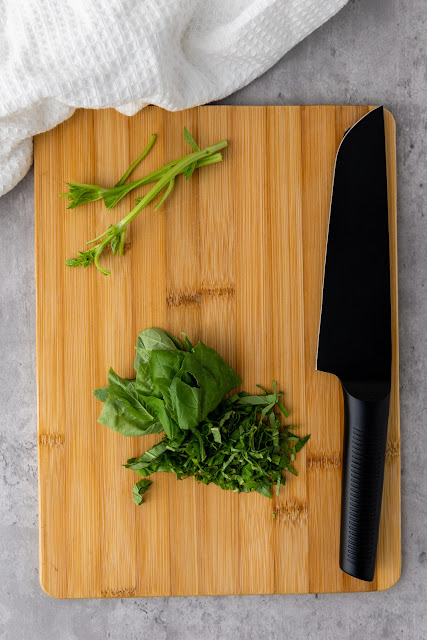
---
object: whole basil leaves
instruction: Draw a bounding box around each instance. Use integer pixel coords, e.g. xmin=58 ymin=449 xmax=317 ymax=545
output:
xmin=95 ymin=329 xmax=241 ymax=439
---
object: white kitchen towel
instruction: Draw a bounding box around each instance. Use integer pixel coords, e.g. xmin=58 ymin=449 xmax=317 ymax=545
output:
xmin=0 ymin=0 xmax=348 ymax=197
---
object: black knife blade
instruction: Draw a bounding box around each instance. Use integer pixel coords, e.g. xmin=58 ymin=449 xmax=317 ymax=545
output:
xmin=316 ymin=106 xmax=392 ymax=582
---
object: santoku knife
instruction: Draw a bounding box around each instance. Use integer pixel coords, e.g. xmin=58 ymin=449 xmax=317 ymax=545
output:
xmin=316 ymin=106 xmax=392 ymax=582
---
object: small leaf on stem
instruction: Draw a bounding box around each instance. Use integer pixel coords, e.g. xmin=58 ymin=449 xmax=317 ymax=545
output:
xmin=183 ymin=127 xmax=200 ymax=151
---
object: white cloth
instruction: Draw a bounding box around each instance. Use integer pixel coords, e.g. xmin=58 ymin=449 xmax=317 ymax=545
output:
xmin=0 ymin=0 xmax=348 ymax=197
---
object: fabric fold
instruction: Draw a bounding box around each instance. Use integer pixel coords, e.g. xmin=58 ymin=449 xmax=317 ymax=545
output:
xmin=0 ymin=0 xmax=348 ymax=197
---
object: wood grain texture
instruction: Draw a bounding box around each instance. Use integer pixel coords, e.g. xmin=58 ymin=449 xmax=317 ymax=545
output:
xmin=34 ymin=106 xmax=400 ymax=598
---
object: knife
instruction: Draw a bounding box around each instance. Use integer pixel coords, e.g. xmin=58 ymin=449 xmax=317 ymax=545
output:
xmin=316 ymin=106 xmax=392 ymax=582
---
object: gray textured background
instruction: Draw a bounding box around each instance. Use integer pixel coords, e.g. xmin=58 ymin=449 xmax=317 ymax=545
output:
xmin=1 ymin=0 xmax=426 ymax=638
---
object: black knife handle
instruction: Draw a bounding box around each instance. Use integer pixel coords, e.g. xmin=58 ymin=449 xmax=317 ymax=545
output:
xmin=339 ymin=382 xmax=390 ymax=581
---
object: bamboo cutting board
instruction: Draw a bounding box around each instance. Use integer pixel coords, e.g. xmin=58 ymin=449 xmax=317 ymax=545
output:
xmin=34 ymin=106 xmax=400 ymax=598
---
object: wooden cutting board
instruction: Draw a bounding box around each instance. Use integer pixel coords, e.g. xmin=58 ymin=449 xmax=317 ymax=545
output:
xmin=34 ymin=106 xmax=400 ymax=598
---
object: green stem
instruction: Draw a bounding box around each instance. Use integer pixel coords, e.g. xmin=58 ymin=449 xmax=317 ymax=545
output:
xmin=118 ymin=140 xmax=228 ymax=230
xmin=114 ymin=134 xmax=156 ymax=187
xmin=87 ymin=225 xmax=114 ymax=245
xmin=154 ymin=178 xmax=175 ymax=211
xmin=62 ymin=152 xmax=223 ymax=210
xmin=107 ymin=152 xmax=223 ymax=199
xmin=118 ymin=230 xmax=126 ymax=256
xmin=67 ymin=137 xmax=228 ymax=275
xmin=59 ymin=181 xmax=104 ymax=193
xmin=94 ymin=234 xmax=115 ymax=276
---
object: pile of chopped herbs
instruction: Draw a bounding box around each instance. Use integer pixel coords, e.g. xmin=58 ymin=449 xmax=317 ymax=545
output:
xmin=94 ymin=329 xmax=310 ymax=505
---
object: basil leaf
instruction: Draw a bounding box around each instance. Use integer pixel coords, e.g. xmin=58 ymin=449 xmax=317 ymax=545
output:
xmin=294 ymin=434 xmax=311 ymax=452
xmin=184 ymin=162 xmax=196 ymax=181
xmin=169 ymin=377 xmax=201 ymax=430
xmin=132 ymin=478 xmax=152 ymax=505
xmin=98 ymin=393 xmax=163 ymax=437
xmin=134 ymin=328 xmax=183 ymax=370
xmin=181 ymin=332 xmax=194 ymax=351
xmin=134 ymin=361 xmax=155 ymax=396
xmin=126 ymin=441 xmax=168 ymax=470
xmin=143 ymin=395 xmax=179 ymax=439
xmin=149 ymin=349 xmax=185 ymax=387
xmin=183 ymin=127 xmax=200 ymax=152
xmin=93 ymin=386 xmax=109 ymax=402
xmin=110 ymin=234 xmax=120 ymax=255
xmin=211 ymin=426 xmax=221 ymax=443
xmin=277 ymin=400 xmax=290 ymax=418
xmin=182 ymin=341 xmax=241 ymax=413
xmin=239 ymin=394 xmax=277 ymax=405
xmin=256 ymin=482 xmax=273 ymax=499
xmin=107 ymin=367 xmax=136 ymax=396
xmin=139 ymin=328 xmax=183 ymax=352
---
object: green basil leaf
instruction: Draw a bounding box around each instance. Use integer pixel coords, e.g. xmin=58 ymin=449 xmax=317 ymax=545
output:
xmin=184 ymin=162 xmax=196 ymax=181
xmin=239 ymin=393 xmax=277 ymax=406
xmin=294 ymin=434 xmax=311 ymax=452
xmin=181 ymin=332 xmax=194 ymax=351
xmin=98 ymin=393 xmax=163 ymax=437
xmin=210 ymin=427 xmax=221 ymax=443
xmin=181 ymin=342 xmax=242 ymax=414
xmin=132 ymin=478 xmax=152 ymax=505
xmin=126 ymin=441 xmax=168 ymax=470
xmin=149 ymin=349 xmax=185 ymax=387
xmin=93 ymin=386 xmax=109 ymax=402
xmin=107 ymin=367 xmax=136 ymax=396
xmin=183 ymin=127 xmax=200 ymax=151
xmin=134 ymin=361 xmax=155 ymax=396
xmin=134 ymin=328 xmax=183 ymax=370
xmin=143 ymin=395 xmax=179 ymax=439
xmin=277 ymin=400 xmax=290 ymax=418
xmin=110 ymin=234 xmax=120 ymax=255
xmin=256 ymin=482 xmax=273 ymax=499
xmin=169 ymin=377 xmax=201 ymax=430
xmin=138 ymin=328 xmax=183 ymax=352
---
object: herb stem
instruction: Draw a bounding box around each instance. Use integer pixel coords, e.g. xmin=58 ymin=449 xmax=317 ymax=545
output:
xmin=87 ymin=226 xmax=114 ymax=245
xmin=114 ymin=134 xmax=156 ymax=187
xmin=66 ymin=133 xmax=228 ymax=274
xmin=62 ymin=151 xmax=223 ymax=210
xmin=94 ymin=234 xmax=116 ymax=276
xmin=118 ymin=140 xmax=227 ymax=230
xmin=133 ymin=152 xmax=223 ymax=187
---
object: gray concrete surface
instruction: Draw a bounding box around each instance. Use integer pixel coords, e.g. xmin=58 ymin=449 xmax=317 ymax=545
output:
xmin=0 ymin=0 xmax=426 ymax=637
